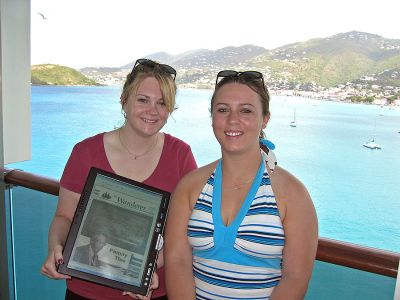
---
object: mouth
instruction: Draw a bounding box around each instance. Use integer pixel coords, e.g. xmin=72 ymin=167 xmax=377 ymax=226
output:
xmin=225 ymin=131 xmax=243 ymax=137
xmin=142 ymin=118 xmax=158 ymax=124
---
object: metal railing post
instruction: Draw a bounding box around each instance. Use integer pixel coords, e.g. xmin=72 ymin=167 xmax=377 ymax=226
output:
xmin=0 ymin=181 xmax=16 ymax=300
xmin=394 ymin=261 xmax=400 ymax=300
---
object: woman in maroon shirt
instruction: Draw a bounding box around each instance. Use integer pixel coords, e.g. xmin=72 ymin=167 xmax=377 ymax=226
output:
xmin=41 ymin=59 xmax=197 ymax=300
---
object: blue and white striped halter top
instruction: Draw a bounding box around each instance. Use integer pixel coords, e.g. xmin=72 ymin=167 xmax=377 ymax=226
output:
xmin=188 ymin=150 xmax=284 ymax=299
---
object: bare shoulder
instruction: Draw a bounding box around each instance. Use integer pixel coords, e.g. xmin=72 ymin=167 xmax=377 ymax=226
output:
xmin=176 ymin=160 xmax=216 ymax=186
xmin=173 ymin=160 xmax=218 ymax=206
xmin=270 ymin=166 xmax=314 ymax=216
xmin=271 ymin=166 xmax=309 ymax=195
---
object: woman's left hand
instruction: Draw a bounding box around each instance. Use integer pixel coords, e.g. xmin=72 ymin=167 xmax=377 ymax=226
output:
xmin=122 ymin=272 xmax=159 ymax=299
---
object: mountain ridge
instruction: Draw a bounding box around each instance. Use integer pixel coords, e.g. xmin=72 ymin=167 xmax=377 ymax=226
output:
xmin=32 ymin=31 xmax=400 ymax=92
xmin=81 ymin=31 xmax=400 ymax=89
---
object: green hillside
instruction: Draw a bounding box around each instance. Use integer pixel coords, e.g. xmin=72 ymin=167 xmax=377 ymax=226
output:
xmin=249 ymin=31 xmax=400 ymax=87
xmin=291 ymin=52 xmax=373 ymax=86
xmin=76 ymin=31 xmax=400 ymax=89
xmin=31 ymin=64 xmax=98 ymax=86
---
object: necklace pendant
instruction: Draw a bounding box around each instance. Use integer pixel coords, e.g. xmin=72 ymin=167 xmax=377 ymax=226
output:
xmin=118 ymin=129 xmax=159 ymax=161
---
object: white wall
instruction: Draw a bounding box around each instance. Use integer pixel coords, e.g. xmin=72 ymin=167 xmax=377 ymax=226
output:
xmin=0 ymin=0 xmax=31 ymax=164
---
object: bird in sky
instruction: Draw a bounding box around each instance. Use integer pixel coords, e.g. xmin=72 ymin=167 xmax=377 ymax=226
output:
xmin=38 ymin=12 xmax=47 ymax=20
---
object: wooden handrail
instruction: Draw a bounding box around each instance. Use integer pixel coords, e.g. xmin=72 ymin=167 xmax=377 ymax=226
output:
xmin=2 ymin=168 xmax=400 ymax=277
xmin=2 ymin=168 xmax=59 ymax=196
xmin=317 ymin=237 xmax=399 ymax=277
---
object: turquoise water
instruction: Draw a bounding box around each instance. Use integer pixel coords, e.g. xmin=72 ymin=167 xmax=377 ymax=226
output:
xmin=9 ymin=86 xmax=400 ymax=252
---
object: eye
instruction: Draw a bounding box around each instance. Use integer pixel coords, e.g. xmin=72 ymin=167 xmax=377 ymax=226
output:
xmin=157 ymin=100 xmax=166 ymax=106
xmin=137 ymin=97 xmax=148 ymax=103
xmin=216 ymin=107 xmax=228 ymax=113
xmin=241 ymin=108 xmax=252 ymax=113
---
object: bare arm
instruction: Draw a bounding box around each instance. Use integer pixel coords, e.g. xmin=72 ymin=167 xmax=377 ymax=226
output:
xmin=41 ymin=187 xmax=80 ymax=279
xmin=165 ymin=176 xmax=197 ymax=299
xmin=270 ymin=169 xmax=318 ymax=300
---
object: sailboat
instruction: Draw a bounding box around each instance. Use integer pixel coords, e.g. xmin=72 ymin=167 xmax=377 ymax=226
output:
xmin=363 ymin=118 xmax=381 ymax=149
xmin=290 ymin=108 xmax=297 ymax=127
xmin=363 ymin=139 xmax=382 ymax=150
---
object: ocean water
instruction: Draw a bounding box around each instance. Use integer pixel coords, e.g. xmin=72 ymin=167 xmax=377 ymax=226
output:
xmin=8 ymin=85 xmax=400 ymax=252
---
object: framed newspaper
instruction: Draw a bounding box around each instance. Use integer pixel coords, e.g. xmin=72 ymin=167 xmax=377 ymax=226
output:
xmin=58 ymin=167 xmax=170 ymax=296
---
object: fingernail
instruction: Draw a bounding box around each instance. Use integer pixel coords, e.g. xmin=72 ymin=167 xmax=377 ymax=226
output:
xmin=57 ymin=258 xmax=63 ymax=265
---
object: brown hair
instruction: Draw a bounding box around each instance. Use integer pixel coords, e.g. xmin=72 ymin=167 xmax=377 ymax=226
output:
xmin=210 ymin=74 xmax=270 ymax=138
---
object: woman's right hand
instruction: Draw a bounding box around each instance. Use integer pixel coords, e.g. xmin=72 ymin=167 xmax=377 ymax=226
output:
xmin=41 ymin=244 xmax=71 ymax=279
xmin=42 ymin=188 xmax=80 ymax=280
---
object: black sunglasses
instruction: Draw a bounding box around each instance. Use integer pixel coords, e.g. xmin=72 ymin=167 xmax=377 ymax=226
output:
xmin=133 ymin=58 xmax=176 ymax=80
xmin=215 ymin=70 xmax=264 ymax=87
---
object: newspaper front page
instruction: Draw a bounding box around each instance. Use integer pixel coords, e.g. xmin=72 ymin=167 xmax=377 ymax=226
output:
xmin=68 ymin=174 xmax=161 ymax=286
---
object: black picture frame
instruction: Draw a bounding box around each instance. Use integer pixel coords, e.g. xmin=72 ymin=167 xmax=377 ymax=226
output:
xmin=58 ymin=167 xmax=170 ymax=296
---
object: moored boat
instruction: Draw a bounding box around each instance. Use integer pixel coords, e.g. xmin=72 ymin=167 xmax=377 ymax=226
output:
xmin=363 ymin=139 xmax=382 ymax=149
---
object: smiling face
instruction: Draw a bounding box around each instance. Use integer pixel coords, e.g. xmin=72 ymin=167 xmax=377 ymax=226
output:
xmin=123 ymin=76 xmax=169 ymax=137
xmin=211 ymin=82 xmax=270 ymax=155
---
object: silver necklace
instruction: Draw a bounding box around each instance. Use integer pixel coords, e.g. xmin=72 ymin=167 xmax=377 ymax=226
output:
xmin=225 ymin=178 xmax=254 ymax=190
xmin=118 ymin=129 xmax=158 ymax=160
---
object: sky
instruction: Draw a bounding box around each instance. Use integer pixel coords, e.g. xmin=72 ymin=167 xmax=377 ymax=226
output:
xmin=31 ymin=0 xmax=400 ymax=69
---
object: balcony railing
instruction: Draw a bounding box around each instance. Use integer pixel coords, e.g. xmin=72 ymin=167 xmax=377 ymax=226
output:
xmin=2 ymin=168 xmax=400 ymax=299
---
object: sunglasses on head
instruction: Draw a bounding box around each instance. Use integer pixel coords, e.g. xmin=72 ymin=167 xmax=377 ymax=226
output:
xmin=215 ymin=70 xmax=264 ymax=87
xmin=133 ymin=58 xmax=177 ymax=80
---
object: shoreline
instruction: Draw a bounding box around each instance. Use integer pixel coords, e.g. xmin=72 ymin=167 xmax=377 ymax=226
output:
xmin=31 ymin=84 xmax=400 ymax=107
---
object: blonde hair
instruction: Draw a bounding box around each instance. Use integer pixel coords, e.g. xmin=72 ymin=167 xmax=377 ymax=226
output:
xmin=120 ymin=64 xmax=177 ymax=114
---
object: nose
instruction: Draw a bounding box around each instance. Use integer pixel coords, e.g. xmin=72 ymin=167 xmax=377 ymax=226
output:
xmin=147 ymin=101 xmax=159 ymax=115
xmin=227 ymin=111 xmax=240 ymax=124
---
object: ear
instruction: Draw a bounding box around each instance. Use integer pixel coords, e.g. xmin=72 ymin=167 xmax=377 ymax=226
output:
xmin=262 ymin=112 xmax=270 ymax=129
xmin=120 ymin=96 xmax=127 ymax=112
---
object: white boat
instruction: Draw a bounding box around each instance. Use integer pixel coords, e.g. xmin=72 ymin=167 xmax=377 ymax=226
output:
xmin=363 ymin=118 xmax=382 ymax=149
xmin=363 ymin=139 xmax=382 ymax=150
xmin=290 ymin=108 xmax=297 ymax=127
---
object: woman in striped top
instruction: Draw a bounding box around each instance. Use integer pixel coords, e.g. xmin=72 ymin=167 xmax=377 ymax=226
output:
xmin=165 ymin=70 xmax=318 ymax=299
